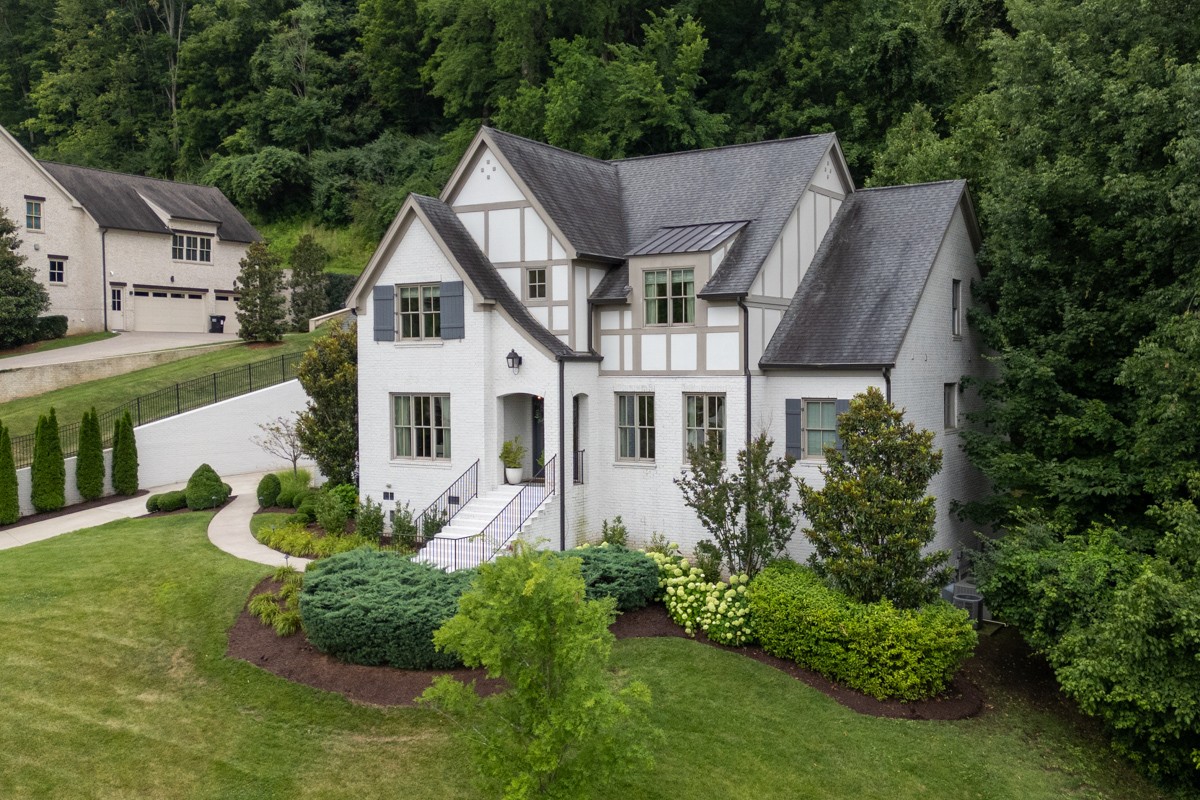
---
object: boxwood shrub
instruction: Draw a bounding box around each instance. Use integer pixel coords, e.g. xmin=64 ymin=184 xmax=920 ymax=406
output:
xmin=185 ymin=463 xmax=231 ymax=510
xmin=157 ymin=490 xmax=188 ymax=512
xmin=257 ymin=473 xmax=281 ymax=508
xmin=749 ymin=561 xmax=976 ymax=701
xmin=561 ymin=545 xmax=658 ymax=611
xmin=145 ymin=494 xmax=160 ymax=513
xmin=300 ymin=549 xmax=478 ymax=669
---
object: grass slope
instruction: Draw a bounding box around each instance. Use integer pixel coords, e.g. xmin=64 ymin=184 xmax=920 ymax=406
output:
xmin=0 ymin=517 xmax=1170 ymax=800
xmin=0 ymin=331 xmax=118 ymax=360
xmin=0 ymin=329 xmax=321 ymax=439
xmin=258 ymin=218 xmax=379 ymax=275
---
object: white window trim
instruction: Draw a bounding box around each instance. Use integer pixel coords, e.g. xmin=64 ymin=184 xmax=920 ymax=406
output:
xmin=47 ymin=256 xmax=67 ymax=286
xmin=683 ymin=393 xmax=726 ymax=461
xmin=396 ymin=283 xmax=442 ymax=340
xmin=952 ymin=279 xmax=963 ymax=338
xmin=616 ymin=393 xmax=655 ymax=462
xmin=802 ymin=398 xmax=838 ymax=460
xmin=392 ymin=393 xmax=452 ymax=460
xmin=171 ymin=232 xmax=214 ymax=263
xmin=643 ymin=267 xmax=696 ymax=326
xmin=25 ymin=198 xmax=43 ymax=232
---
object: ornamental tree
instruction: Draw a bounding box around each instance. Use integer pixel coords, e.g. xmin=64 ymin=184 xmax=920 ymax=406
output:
xmin=675 ymin=432 xmax=800 ymax=577
xmin=234 ymin=241 xmax=287 ymax=343
xmin=0 ymin=205 xmax=50 ymax=349
xmin=797 ymin=387 xmax=949 ymax=609
xmin=75 ymin=408 xmax=104 ymax=500
xmin=295 ymin=321 xmax=357 ymax=485
xmin=253 ymin=416 xmax=304 ymax=475
xmin=421 ymin=543 xmax=656 ymax=799
xmin=287 ymin=233 xmax=330 ymax=331
xmin=31 ymin=408 xmax=65 ymax=512
xmin=0 ymin=422 xmax=19 ymax=524
xmin=111 ymin=412 xmax=139 ymax=495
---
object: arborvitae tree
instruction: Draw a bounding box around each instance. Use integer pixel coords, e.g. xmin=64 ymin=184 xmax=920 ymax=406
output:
xmin=0 ymin=205 xmax=50 ymax=349
xmin=233 ymin=242 xmax=287 ymax=343
xmin=288 ymin=233 xmax=330 ymax=331
xmin=30 ymin=408 xmax=65 ymax=512
xmin=75 ymin=408 xmax=104 ymax=500
xmin=0 ymin=421 xmax=19 ymax=524
xmin=111 ymin=411 xmax=139 ymax=496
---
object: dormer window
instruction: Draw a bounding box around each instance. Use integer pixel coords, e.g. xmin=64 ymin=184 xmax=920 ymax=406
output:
xmin=645 ymin=268 xmax=694 ymax=325
xmin=172 ymin=232 xmax=212 ymax=263
xmin=25 ymin=197 xmax=43 ymax=231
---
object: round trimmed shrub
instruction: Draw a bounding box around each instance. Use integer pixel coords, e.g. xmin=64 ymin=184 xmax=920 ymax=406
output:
xmin=157 ymin=490 xmax=188 ymax=512
xmin=561 ymin=546 xmax=659 ymax=612
xmin=256 ymin=473 xmax=282 ymax=508
xmin=292 ymin=488 xmax=315 ymax=510
xmin=749 ymin=561 xmax=977 ymax=701
xmin=300 ymin=549 xmax=478 ymax=669
xmin=146 ymin=494 xmax=161 ymax=513
xmin=185 ymin=463 xmax=231 ymax=510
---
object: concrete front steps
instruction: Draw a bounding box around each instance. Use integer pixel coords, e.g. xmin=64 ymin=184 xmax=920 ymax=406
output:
xmin=412 ymin=484 xmax=551 ymax=571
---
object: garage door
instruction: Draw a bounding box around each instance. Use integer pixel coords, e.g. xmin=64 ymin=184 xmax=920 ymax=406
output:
xmin=131 ymin=290 xmax=207 ymax=332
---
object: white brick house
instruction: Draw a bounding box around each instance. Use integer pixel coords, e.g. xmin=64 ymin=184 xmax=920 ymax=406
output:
xmin=349 ymin=127 xmax=988 ymax=570
xmin=0 ymin=124 xmax=259 ymax=335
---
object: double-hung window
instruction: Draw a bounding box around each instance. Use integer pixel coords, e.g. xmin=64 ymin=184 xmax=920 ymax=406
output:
xmin=398 ymin=284 xmax=441 ymax=339
xmin=804 ymin=399 xmax=838 ymax=458
xmin=644 ymin=268 xmax=694 ymax=325
xmin=393 ymin=394 xmax=451 ymax=459
xmin=526 ymin=268 xmax=546 ymax=299
xmin=684 ymin=393 xmax=725 ymax=458
xmin=617 ymin=393 xmax=655 ymax=460
xmin=25 ymin=198 xmax=43 ymax=231
xmin=172 ymin=233 xmax=213 ymax=263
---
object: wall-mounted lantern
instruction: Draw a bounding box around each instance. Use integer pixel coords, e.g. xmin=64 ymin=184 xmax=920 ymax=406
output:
xmin=506 ymin=349 xmax=523 ymax=374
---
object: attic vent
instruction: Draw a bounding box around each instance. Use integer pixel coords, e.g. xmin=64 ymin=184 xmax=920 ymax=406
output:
xmin=480 ymin=157 xmax=498 ymax=180
xmin=823 ymin=158 xmax=833 ymax=181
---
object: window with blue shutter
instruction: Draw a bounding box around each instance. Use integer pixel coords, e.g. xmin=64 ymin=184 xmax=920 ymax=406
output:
xmin=440 ymin=280 xmax=464 ymax=340
xmin=788 ymin=398 xmax=852 ymax=458
xmin=373 ymin=285 xmax=395 ymax=342
xmin=785 ymin=399 xmax=803 ymax=459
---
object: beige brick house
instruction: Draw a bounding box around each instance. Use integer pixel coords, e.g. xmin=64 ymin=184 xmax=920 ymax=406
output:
xmin=0 ymin=124 xmax=259 ymax=335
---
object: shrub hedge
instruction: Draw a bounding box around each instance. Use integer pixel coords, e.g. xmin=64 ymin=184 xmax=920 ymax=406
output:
xmin=256 ymin=473 xmax=281 ymax=508
xmin=36 ymin=315 xmax=68 ymax=341
xmin=0 ymin=423 xmax=18 ymax=525
xmin=561 ymin=545 xmax=658 ymax=612
xmin=185 ymin=463 xmax=230 ymax=510
xmin=300 ymin=549 xmax=477 ymax=669
xmin=749 ymin=561 xmax=976 ymax=700
xmin=157 ymin=490 xmax=188 ymax=512
xmin=146 ymin=494 xmax=159 ymax=512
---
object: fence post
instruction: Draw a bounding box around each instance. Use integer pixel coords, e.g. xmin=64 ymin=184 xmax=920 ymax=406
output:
xmin=176 ymin=383 xmax=181 ymax=415
xmin=213 ymin=373 xmax=218 ymax=403
xmin=248 ymin=362 xmax=253 ymax=392
xmin=136 ymin=396 xmax=142 ymax=426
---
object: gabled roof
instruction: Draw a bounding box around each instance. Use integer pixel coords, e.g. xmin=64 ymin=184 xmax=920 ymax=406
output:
xmin=760 ymin=180 xmax=972 ymax=369
xmin=482 ymin=128 xmax=840 ymax=300
xmin=39 ymin=161 xmax=260 ymax=243
xmin=411 ymin=195 xmax=587 ymax=361
xmin=627 ymin=220 xmax=748 ymax=257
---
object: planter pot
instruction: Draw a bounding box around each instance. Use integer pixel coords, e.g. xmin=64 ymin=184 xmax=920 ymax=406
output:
xmin=504 ymin=466 xmax=524 ymax=485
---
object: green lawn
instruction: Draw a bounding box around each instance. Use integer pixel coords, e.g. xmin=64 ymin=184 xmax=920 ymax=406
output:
xmin=257 ymin=217 xmax=379 ymax=275
xmin=0 ymin=516 xmax=1170 ymax=800
xmin=0 ymin=330 xmax=118 ymax=360
xmin=0 ymin=329 xmax=322 ymax=438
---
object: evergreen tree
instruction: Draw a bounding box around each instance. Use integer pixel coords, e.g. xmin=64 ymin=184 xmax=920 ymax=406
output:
xmin=30 ymin=408 xmax=65 ymax=513
xmin=233 ymin=242 xmax=287 ymax=342
xmin=0 ymin=421 xmax=19 ymax=524
xmin=288 ymin=233 xmax=330 ymax=331
xmin=295 ymin=321 xmax=357 ymax=485
xmin=111 ymin=412 xmax=139 ymax=496
xmin=0 ymin=205 xmax=50 ymax=349
xmin=75 ymin=408 xmax=104 ymax=500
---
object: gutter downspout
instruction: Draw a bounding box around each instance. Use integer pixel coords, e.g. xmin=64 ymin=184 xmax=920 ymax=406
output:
xmin=739 ymin=299 xmax=752 ymax=445
xmin=558 ymin=357 xmax=566 ymax=551
xmin=883 ymin=366 xmax=892 ymax=404
xmin=100 ymin=228 xmax=109 ymax=331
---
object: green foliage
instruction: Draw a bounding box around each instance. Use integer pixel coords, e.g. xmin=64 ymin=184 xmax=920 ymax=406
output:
xmin=675 ymin=432 xmax=800 ymax=577
xmin=421 ymin=544 xmax=656 ymax=799
xmin=156 ymin=491 xmax=188 ymax=513
xmin=204 ymin=148 xmax=312 ymax=217
xmin=798 ymin=387 xmax=950 ymax=609
xmin=327 ymin=483 xmax=358 ymax=514
xmin=296 ymin=494 xmax=319 ymax=524
xmin=295 ymin=321 xmax=357 ymax=485
xmin=249 ymin=568 xmax=304 ymax=637
xmin=300 ymin=549 xmax=475 ymax=669
xmin=692 ymin=540 xmax=722 ymax=583
xmin=287 ymin=233 xmax=330 ymax=331
xmin=750 ymin=561 xmax=977 ymax=701
xmin=390 ymin=501 xmax=418 ymax=548
xmin=0 ymin=205 xmax=50 ymax=349
xmin=313 ymin=491 xmax=349 ymax=535
xmin=0 ymin=422 xmax=19 ymax=525
xmin=35 ymin=315 xmax=68 ymax=341
xmin=30 ymin=408 xmax=64 ymax=513
xmin=356 ymin=496 xmax=385 ymax=543
xmin=254 ymin=520 xmax=373 ymax=560
xmin=234 ymin=242 xmax=287 ymax=343
xmin=256 ymin=473 xmax=281 ymax=508
xmin=184 ymin=464 xmax=231 ymax=511
xmin=648 ymin=551 xmax=753 ymax=646
xmin=291 ymin=488 xmax=316 ymax=510
xmin=110 ymin=411 xmax=138 ymax=496
xmin=75 ymin=408 xmax=103 ymax=501
xmin=560 ymin=545 xmax=658 ymax=612
xmin=499 ymin=436 xmax=525 ymax=469
xmin=599 ymin=515 xmax=627 ymax=547
xmin=145 ymin=494 xmax=160 ymax=513
xmin=274 ymin=468 xmax=311 ymax=508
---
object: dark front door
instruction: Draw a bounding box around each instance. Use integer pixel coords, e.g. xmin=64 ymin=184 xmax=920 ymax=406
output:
xmin=531 ymin=396 xmax=545 ymax=477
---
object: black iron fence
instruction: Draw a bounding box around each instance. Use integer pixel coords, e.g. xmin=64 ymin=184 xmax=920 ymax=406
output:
xmin=380 ymin=460 xmax=480 ymax=553
xmin=9 ymin=351 xmax=301 ymax=468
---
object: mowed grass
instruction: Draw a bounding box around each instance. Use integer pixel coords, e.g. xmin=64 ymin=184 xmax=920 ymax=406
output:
xmin=0 ymin=330 xmax=118 ymax=360
xmin=0 ymin=328 xmax=322 ymax=438
xmin=0 ymin=516 xmax=1170 ymax=800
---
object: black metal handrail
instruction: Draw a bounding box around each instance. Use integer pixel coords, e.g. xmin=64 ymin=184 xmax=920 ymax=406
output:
xmin=9 ymin=351 xmax=301 ymax=468
xmin=445 ymin=455 xmax=557 ymax=570
xmin=413 ymin=459 xmax=479 ymax=538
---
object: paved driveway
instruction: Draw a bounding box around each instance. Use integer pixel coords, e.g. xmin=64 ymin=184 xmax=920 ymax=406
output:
xmin=1 ymin=331 xmax=238 ymax=369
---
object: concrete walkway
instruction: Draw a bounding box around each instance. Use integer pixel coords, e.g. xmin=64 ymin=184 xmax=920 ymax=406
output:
xmin=1 ymin=330 xmax=237 ymax=369
xmin=0 ymin=470 xmax=310 ymax=572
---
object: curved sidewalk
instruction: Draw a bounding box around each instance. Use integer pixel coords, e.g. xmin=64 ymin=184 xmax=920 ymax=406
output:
xmin=207 ymin=472 xmax=312 ymax=571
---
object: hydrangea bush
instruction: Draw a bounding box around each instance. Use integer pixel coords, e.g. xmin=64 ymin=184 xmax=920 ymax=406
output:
xmin=647 ymin=548 xmax=754 ymax=646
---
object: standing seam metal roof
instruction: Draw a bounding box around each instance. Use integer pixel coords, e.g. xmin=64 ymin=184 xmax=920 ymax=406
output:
xmin=627 ymin=220 xmax=748 ymax=256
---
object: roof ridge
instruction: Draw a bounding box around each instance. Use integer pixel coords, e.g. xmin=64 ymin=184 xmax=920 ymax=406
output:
xmin=610 ymin=132 xmax=836 ymax=164
xmin=483 ymin=127 xmax=615 ymax=170
xmin=857 ymin=178 xmax=966 ymax=193
xmin=38 ymin=159 xmax=218 ymax=191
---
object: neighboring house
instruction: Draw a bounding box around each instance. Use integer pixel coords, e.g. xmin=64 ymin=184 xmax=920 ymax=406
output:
xmin=0 ymin=124 xmax=259 ymax=335
xmin=350 ymin=127 xmax=989 ymax=571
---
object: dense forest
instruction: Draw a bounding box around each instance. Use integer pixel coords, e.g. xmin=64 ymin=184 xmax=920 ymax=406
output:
xmin=2 ymin=0 xmax=1199 ymax=785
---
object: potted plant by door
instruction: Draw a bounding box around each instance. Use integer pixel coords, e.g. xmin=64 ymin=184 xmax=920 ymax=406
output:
xmin=500 ymin=436 xmax=526 ymax=485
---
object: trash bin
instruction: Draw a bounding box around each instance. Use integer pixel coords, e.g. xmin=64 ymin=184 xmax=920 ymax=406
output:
xmin=209 ymin=315 xmax=225 ymax=334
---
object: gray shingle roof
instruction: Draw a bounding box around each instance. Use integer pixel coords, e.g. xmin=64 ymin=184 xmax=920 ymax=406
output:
xmin=483 ymin=128 xmax=837 ymax=300
xmin=759 ymin=180 xmax=969 ymax=369
xmin=39 ymin=161 xmax=260 ymax=243
xmin=413 ymin=195 xmax=590 ymax=361
xmin=627 ymin=220 xmax=748 ymax=256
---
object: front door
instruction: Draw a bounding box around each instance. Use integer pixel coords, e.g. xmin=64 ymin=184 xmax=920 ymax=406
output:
xmin=531 ymin=396 xmax=544 ymax=477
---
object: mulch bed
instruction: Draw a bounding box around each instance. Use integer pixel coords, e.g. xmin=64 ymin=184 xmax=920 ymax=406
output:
xmin=227 ymin=580 xmax=990 ymax=719
xmin=1 ymin=489 xmax=149 ymax=530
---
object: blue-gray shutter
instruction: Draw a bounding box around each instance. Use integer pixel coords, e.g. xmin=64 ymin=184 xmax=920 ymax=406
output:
xmin=785 ymin=399 xmax=803 ymax=459
xmin=372 ymin=285 xmax=394 ymax=342
xmin=834 ymin=398 xmax=851 ymax=451
xmin=440 ymin=281 xmax=464 ymax=340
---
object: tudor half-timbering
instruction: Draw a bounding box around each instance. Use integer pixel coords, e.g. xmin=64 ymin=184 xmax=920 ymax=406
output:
xmin=0 ymin=124 xmax=259 ymax=335
xmin=350 ymin=127 xmax=989 ymax=571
